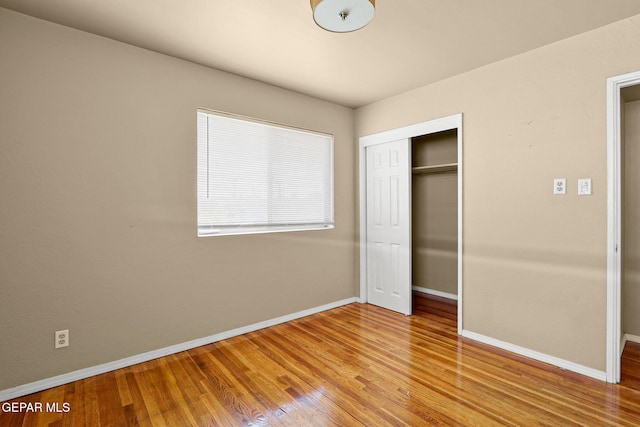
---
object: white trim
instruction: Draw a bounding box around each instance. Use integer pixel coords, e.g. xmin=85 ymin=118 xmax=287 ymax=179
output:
xmin=359 ymin=114 xmax=462 ymax=147
xmin=606 ymin=70 xmax=640 ymax=384
xmin=0 ymin=297 xmax=358 ymax=402
xmin=413 ymin=286 xmax=458 ymax=301
xmin=624 ymin=333 xmax=640 ymax=345
xmin=462 ymin=330 xmax=607 ymax=382
xmin=359 ymin=114 xmax=463 ymax=333
xmin=627 ymin=334 xmax=640 ymax=344
xmin=621 ymin=334 xmax=640 ymax=357
xmin=358 ymin=132 xmax=368 ymax=306
xmin=456 ymin=119 xmax=463 ymax=335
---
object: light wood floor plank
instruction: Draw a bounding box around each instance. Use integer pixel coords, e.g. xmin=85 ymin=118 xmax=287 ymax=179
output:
xmin=3 ymin=293 xmax=640 ymax=426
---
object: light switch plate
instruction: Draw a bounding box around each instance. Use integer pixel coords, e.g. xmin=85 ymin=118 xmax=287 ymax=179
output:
xmin=578 ymin=178 xmax=592 ymax=195
xmin=554 ymin=178 xmax=566 ymax=195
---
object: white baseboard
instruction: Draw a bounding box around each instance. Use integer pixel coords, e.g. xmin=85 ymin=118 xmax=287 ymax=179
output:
xmin=412 ymin=286 xmax=458 ymax=301
xmin=0 ymin=297 xmax=358 ymax=402
xmin=621 ymin=334 xmax=640 ymax=356
xmin=461 ymin=329 xmax=607 ymax=382
xmin=623 ymin=333 xmax=640 ymax=346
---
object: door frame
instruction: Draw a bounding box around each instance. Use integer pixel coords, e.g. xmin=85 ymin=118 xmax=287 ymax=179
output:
xmin=606 ymin=70 xmax=640 ymax=383
xmin=359 ymin=113 xmax=463 ymax=332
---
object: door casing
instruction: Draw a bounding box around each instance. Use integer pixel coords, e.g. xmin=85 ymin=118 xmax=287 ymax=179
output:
xmin=606 ymin=70 xmax=640 ymax=383
xmin=359 ymin=113 xmax=463 ymax=332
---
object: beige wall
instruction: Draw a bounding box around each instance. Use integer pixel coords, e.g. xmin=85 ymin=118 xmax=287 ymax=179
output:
xmin=357 ymin=15 xmax=640 ymax=371
xmin=412 ymin=131 xmax=458 ymax=295
xmin=624 ymin=100 xmax=640 ymax=336
xmin=0 ymin=8 xmax=356 ymax=391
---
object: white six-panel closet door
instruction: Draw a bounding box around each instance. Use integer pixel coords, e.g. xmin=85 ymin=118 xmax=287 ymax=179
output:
xmin=365 ymin=138 xmax=412 ymax=315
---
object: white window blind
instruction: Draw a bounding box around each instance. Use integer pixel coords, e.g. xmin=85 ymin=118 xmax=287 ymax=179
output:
xmin=197 ymin=110 xmax=334 ymax=236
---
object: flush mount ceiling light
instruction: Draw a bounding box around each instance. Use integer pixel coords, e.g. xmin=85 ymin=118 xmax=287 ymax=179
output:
xmin=311 ymin=0 xmax=375 ymax=33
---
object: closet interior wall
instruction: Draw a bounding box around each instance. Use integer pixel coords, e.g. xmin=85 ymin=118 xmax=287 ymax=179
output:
xmin=411 ymin=130 xmax=458 ymax=298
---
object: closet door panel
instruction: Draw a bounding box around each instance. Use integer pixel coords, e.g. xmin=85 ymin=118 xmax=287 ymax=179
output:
xmin=365 ymin=139 xmax=411 ymax=315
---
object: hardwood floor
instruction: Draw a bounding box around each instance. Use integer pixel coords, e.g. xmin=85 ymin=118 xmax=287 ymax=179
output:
xmin=3 ymin=293 xmax=640 ymax=426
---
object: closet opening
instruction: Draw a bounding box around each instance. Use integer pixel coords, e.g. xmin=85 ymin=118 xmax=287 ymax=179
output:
xmin=358 ymin=113 xmax=463 ymax=332
xmin=411 ymin=130 xmax=459 ymax=306
xmin=621 ymin=83 xmax=640 ymax=387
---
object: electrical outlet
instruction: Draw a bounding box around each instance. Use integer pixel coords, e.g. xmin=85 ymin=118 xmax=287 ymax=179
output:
xmin=554 ymin=178 xmax=566 ymax=195
xmin=55 ymin=329 xmax=69 ymax=349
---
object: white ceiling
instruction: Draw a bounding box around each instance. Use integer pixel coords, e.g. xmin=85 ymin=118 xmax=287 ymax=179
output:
xmin=3 ymin=0 xmax=640 ymax=108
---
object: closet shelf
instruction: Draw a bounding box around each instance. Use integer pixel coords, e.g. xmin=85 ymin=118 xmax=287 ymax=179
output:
xmin=412 ymin=162 xmax=458 ymax=175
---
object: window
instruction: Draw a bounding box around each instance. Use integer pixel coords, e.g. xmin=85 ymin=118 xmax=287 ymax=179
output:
xmin=197 ymin=110 xmax=334 ymax=236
